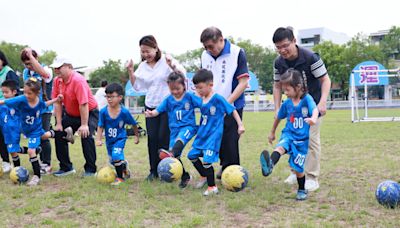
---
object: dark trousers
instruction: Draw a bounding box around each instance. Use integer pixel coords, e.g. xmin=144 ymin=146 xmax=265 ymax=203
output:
xmin=0 ymin=128 xmax=9 ymax=163
xmin=40 ymin=113 xmax=52 ymax=165
xmin=220 ymin=108 xmax=243 ymax=171
xmin=55 ymin=109 xmax=98 ymax=173
xmin=145 ymin=106 xmax=170 ymax=175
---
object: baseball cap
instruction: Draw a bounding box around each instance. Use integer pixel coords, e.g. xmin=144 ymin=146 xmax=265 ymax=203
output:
xmin=50 ymin=57 xmax=73 ymax=68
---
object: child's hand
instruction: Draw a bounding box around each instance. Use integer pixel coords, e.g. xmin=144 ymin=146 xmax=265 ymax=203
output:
xmin=268 ymin=133 xmax=275 ymax=145
xmin=95 ymin=140 xmax=103 ymax=146
xmin=304 ymin=117 xmax=317 ymax=126
xmin=133 ymin=135 xmax=139 ymax=144
xmin=237 ymin=124 xmax=245 ymax=136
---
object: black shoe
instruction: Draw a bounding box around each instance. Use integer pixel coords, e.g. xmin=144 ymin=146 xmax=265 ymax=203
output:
xmin=145 ymin=173 xmax=158 ymax=182
xmin=179 ymin=174 xmax=192 ymax=188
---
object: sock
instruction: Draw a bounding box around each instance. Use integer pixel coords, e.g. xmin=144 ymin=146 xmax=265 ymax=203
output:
xmin=178 ymin=158 xmax=189 ymax=180
xmin=191 ymin=159 xmax=206 ymax=177
xmin=297 ymin=175 xmax=306 ymax=190
xmin=49 ymin=130 xmax=55 ymax=138
xmin=271 ymin=151 xmax=281 ymax=165
xmin=12 ymin=155 xmax=20 ymax=167
xmin=21 ymin=146 xmax=42 ymax=155
xmin=114 ymin=160 xmax=124 ymax=179
xmin=171 ymin=141 xmax=184 ymax=157
xmin=204 ymin=164 xmax=215 ymax=187
xmin=29 ymin=156 xmax=41 ymax=178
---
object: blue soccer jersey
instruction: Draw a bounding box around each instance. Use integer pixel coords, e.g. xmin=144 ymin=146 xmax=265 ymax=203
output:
xmin=156 ymin=92 xmax=202 ymax=129
xmin=4 ymin=95 xmax=46 ymax=138
xmin=192 ymin=93 xmax=235 ymax=152
xmin=98 ymin=105 xmax=137 ymax=146
xmin=0 ymin=105 xmax=21 ymax=145
xmin=277 ymin=94 xmax=317 ymax=141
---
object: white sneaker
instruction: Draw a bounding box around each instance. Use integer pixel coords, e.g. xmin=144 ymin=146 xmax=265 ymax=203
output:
xmin=305 ymin=179 xmax=320 ymax=191
xmin=195 ymin=177 xmax=207 ymax=189
xmin=40 ymin=164 xmax=52 ymax=175
xmin=203 ymin=186 xmax=219 ymax=196
xmin=2 ymin=162 xmax=11 ymax=173
xmin=27 ymin=175 xmax=41 ymax=186
xmin=284 ymin=173 xmax=297 ymax=185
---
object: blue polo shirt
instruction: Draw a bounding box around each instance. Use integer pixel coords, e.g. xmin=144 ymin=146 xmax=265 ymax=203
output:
xmin=201 ymin=39 xmax=249 ymax=109
xmin=274 ymin=46 xmax=328 ymax=104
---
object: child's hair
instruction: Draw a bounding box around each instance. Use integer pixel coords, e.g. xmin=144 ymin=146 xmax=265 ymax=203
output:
xmin=280 ymin=68 xmax=307 ymax=93
xmin=167 ymin=72 xmax=186 ymax=90
xmin=105 ymin=83 xmax=124 ymax=96
xmin=100 ymin=80 xmax=108 ymax=87
xmin=1 ymin=79 xmax=18 ymax=93
xmin=24 ymin=77 xmax=43 ymax=98
xmin=192 ymin=69 xmax=213 ymax=85
xmin=21 ymin=49 xmax=48 ymax=101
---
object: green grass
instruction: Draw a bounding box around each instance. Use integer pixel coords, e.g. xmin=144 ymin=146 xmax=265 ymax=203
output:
xmin=0 ymin=109 xmax=400 ymax=227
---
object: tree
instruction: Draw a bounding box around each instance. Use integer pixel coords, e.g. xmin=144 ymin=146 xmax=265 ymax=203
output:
xmin=0 ymin=41 xmax=27 ymax=73
xmin=39 ymin=50 xmax=57 ymax=66
xmin=174 ymin=48 xmax=203 ymax=72
xmin=89 ymin=59 xmax=129 ymax=87
xmin=379 ymin=26 xmax=400 ymax=67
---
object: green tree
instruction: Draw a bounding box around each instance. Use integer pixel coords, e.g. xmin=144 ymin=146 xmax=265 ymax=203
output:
xmin=0 ymin=41 xmax=27 ymax=73
xmin=89 ymin=59 xmax=129 ymax=87
xmin=379 ymin=26 xmax=400 ymax=67
xmin=174 ymin=48 xmax=203 ymax=72
xmin=39 ymin=50 xmax=57 ymax=66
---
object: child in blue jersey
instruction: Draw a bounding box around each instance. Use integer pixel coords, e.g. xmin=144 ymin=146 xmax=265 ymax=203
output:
xmin=0 ymin=78 xmax=65 ymax=186
xmin=261 ymin=68 xmax=318 ymax=200
xmin=95 ymin=83 xmax=139 ymax=186
xmin=145 ymin=72 xmax=202 ymax=188
xmin=188 ymin=69 xmax=245 ymax=196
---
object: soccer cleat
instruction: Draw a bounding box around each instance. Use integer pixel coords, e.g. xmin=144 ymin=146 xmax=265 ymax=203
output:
xmin=216 ymin=168 xmax=222 ymax=180
xmin=111 ymin=178 xmax=124 ymax=186
xmin=27 ymin=175 xmax=41 ymax=186
xmin=195 ymin=176 xmax=207 ymax=189
xmin=284 ymin=173 xmax=297 ymax=185
xmin=159 ymin=148 xmax=173 ymax=160
xmin=2 ymin=162 xmax=11 ymax=173
xmin=296 ymin=189 xmax=308 ymax=200
xmin=123 ymin=160 xmax=131 ymax=179
xmin=63 ymin=127 xmax=75 ymax=144
xmin=203 ymin=186 xmax=219 ymax=196
xmin=40 ymin=164 xmax=52 ymax=175
xmin=179 ymin=174 xmax=192 ymax=189
xmin=53 ymin=169 xmax=76 ymax=177
xmin=260 ymin=150 xmax=273 ymax=177
xmin=305 ymin=179 xmax=320 ymax=192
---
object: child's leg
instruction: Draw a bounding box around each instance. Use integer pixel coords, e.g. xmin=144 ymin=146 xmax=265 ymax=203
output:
xmin=295 ymin=171 xmax=306 ymax=190
xmin=111 ymin=140 xmax=126 ymax=180
xmin=172 ymin=139 xmax=190 ymax=181
xmin=113 ymin=160 xmax=126 ymax=179
xmin=27 ymin=137 xmax=41 ymax=178
xmin=203 ymin=163 xmax=215 ymax=187
xmin=188 ymin=149 xmax=206 ymax=177
xmin=10 ymin=152 xmax=20 ymax=167
xmin=271 ymin=147 xmax=285 ymax=166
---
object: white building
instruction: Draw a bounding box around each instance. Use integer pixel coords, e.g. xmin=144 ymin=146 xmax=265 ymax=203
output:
xmin=297 ymin=27 xmax=351 ymax=49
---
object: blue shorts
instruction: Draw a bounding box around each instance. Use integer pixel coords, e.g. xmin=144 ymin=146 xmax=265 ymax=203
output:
xmin=187 ymin=148 xmax=219 ymax=164
xmin=106 ymin=138 xmax=126 ymax=161
xmin=7 ymin=143 xmax=21 ymax=153
xmin=169 ymin=126 xmax=197 ymax=153
xmin=276 ymin=134 xmax=308 ymax=173
xmin=28 ymin=136 xmax=41 ymax=149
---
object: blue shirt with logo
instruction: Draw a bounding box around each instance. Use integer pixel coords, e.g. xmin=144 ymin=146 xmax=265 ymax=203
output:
xmin=0 ymin=105 xmax=21 ymax=144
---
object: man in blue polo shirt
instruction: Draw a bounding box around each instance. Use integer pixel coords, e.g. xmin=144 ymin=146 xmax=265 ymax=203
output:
xmin=199 ymin=27 xmax=249 ymax=177
xmin=272 ymin=27 xmax=331 ymax=191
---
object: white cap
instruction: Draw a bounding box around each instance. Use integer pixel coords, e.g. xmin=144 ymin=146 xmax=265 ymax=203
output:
xmin=50 ymin=57 xmax=73 ymax=68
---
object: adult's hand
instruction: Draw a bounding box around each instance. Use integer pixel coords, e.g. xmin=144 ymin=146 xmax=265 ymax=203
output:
xmin=54 ymin=123 xmax=63 ymax=131
xmin=78 ymin=124 xmax=90 ymax=138
xmin=317 ymin=101 xmax=327 ymax=116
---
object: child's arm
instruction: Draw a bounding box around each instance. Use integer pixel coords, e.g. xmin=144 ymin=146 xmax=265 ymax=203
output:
xmin=144 ymin=109 xmax=160 ymax=118
xmin=95 ymin=127 xmax=104 ymax=146
xmin=268 ymin=118 xmax=281 ymax=145
xmin=131 ymin=125 xmax=140 ymax=144
xmin=304 ymin=107 xmax=319 ymax=126
xmin=45 ymin=94 xmax=63 ymax=107
xmin=232 ymin=110 xmax=245 ymax=136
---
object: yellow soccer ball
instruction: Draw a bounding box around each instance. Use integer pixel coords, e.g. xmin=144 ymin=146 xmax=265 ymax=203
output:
xmin=9 ymin=166 xmax=30 ymax=184
xmin=157 ymin=157 xmax=183 ymax=182
xmin=221 ymin=165 xmax=249 ymax=192
xmin=96 ymin=166 xmax=117 ymax=184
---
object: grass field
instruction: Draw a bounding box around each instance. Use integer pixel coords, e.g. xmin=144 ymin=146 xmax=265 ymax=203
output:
xmin=0 ymin=109 xmax=399 ymax=227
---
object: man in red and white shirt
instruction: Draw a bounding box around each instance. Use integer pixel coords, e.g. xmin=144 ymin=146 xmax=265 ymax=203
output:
xmin=51 ymin=57 xmax=98 ymax=177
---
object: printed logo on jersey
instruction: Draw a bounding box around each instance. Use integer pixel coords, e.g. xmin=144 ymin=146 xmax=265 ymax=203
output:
xmin=10 ymin=109 xmax=15 ymax=116
xmin=184 ymin=102 xmax=190 ymax=111
xmin=36 ymin=110 xmax=40 ymax=118
xmin=210 ymin=106 xmax=216 ymax=115
xmin=119 ymin=120 xmax=124 ymax=128
xmin=301 ymin=107 xmax=308 ymax=117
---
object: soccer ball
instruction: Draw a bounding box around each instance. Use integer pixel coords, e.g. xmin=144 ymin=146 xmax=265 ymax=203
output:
xmin=221 ymin=165 xmax=249 ymax=192
xmin=376 ymin=180 xmax=400 ymax=208
xmin=9 ymin=166 xmax=30 ymax=184
xmin=96 ymin=166 xmax=116 ymax=184
xmin=157 ymin=157 xmax=183 ymax=182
